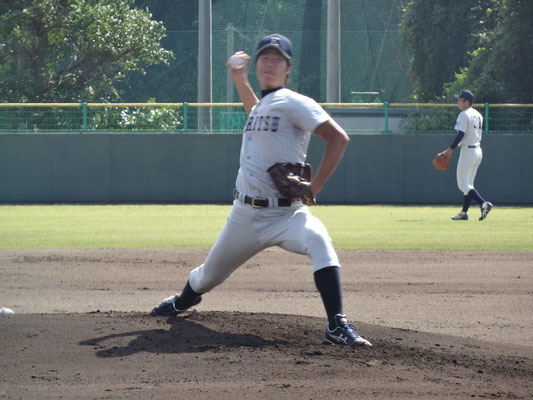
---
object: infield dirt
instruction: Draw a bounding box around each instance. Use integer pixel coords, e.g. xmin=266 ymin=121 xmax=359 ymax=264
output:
xmin=1 ymin=249 xmax=532 ymax=399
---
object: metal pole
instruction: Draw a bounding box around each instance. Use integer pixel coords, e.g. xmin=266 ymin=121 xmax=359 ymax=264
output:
xmin=326 ymin=0 xmax=340 ymax=102
xmin=183 ymin=102 xmax=188 ymax=132
xmin=81 ymin=102 xmax=87 ymax=132
xmin=226 ymin=23 xmax=235 ymax=104
xmin=484 ymin=102 xmax=489 ymax=134
xmin=198 ymin=0 xmax=212 ymax=131
xmin=384 ymin=102 xmax=390 ymax=133
xmin=225 ymin=23 xmax=236 ymax=132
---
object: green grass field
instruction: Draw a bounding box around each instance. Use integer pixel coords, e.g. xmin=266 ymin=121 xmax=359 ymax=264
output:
xmin=0 ymin=204 xmax=532 ymax=250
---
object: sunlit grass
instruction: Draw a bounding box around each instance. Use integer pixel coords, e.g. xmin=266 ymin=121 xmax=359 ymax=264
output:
xmin=0 ymin=204 xmax=531 ymax=250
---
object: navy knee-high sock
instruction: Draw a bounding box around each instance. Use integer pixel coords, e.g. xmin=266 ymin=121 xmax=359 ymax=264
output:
xmin=467 ymin=189 xmax=485 ymax=206
xmin=314 ymin=266 xmax=343 ymax=329
xmin=462 ymin=195 xmax=472 ymax=212
xmin=174 ymin=280 xmax=201 ymax=309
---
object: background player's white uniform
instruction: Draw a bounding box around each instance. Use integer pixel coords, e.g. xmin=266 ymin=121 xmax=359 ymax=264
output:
xmin=455 ymin=106 xmax=483 ymax=195
xmin=442 ymin=89 xmax=492 ymax=221
xmin=189 ymin=88 xmax=340 ymax=293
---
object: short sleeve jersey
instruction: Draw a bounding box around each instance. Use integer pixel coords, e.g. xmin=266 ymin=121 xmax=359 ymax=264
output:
xmin=455 ymin=107 xmax=483 ymax=147
xmin=235 ymin=88 xmax=330 ymax=197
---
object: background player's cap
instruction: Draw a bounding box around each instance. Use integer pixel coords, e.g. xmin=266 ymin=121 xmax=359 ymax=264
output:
xmin=454 ymin=90 xmax=474 ymax=103
xmin=255 ymin=33 xmax=293 ymax=61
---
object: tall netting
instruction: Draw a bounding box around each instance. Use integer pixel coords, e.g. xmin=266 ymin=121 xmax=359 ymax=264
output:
xmin=211 ymin=1 xmax=307 ymax=103
xmin=339 ymin=0 xmax=410 ymax=103
xmin=209 ymin=0 xmax=410 ymax=103
xmin=125 ymin=0 xmax=411 ymax=104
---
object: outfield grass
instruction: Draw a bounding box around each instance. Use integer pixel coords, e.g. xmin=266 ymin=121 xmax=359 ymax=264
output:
xmin=0 ymin=204 xmax=532 ymax=250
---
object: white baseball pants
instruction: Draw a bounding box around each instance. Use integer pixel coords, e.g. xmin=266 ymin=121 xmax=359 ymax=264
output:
xmin=456 ymin=146 xmax=483 ymax=195
xmin=188 ymin=199 xmax=340 ymax=293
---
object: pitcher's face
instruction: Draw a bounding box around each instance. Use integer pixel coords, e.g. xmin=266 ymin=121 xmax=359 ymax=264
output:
xmin=256 ymin=48 xmax=291 ymax=90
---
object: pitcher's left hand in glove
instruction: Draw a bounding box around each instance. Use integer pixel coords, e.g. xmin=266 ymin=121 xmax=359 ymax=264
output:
xmin=267 ymin=162 xmax=316 ymax=205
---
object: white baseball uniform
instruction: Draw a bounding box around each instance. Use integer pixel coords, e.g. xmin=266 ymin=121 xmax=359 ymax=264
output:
xmin=188 ymin=88 xmax=340 ymax=294
xmin=455 ymin=107 xmax=483 ymax=195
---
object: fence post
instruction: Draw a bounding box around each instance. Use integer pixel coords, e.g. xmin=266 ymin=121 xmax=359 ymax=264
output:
xmin=183 ymin=102 xmax=188 ymax=132
xmin=81 ymin=102 xmax=87 ymax=132
xmin=383 ymin=102 xmax=390 ymax=133
xmin=484 ymin=103 xmax=489 ymax=134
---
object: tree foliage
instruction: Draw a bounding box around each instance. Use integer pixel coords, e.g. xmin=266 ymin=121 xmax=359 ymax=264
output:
xmin=399 ymin=0 xmax=492 ymax=102
xmin=0 ymin=0 xmax=173 ymax=102
xmin=117 ymin=0 xmax=197 ymax=102
xmin=401 ymin=0 xmax=533 ymax=103
xmin=446 ymin=0 xmax=533 ymax=103
xmin=495 ymin=0 xmax=533 ymax=103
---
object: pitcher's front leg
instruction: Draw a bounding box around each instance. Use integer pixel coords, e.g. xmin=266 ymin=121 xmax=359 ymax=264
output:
xmin=189 ymin=203 xmax=266 ymax=293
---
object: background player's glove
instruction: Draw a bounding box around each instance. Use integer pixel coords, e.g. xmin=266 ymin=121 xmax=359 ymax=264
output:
xmin=432 ymin=153 xmax=451 ymax=171
xmin=267 ymin=162 xmax=316 ymax=206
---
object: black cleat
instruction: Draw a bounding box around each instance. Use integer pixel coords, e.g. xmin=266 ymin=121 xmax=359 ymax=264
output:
xmin=479 ymin=202 xmax=493 ymax=221
xmin=150 ymin=294 xmax=202 ymax=316
xmin=452 ymin=211 xmax=468 ymax=220
xmin=325 ymin=314 xmax=372 ymax=347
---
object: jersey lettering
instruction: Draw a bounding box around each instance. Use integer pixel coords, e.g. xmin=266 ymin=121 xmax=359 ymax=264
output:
xmin=245 ymin=115 xmax=280 ymax=133
xmin=245 ymin=117 xmax=254 ymax=131
xmin=271 ymin=116 xmax=279 ymax=132
xmin=263 ymin=116 xmax=270 ymax=131
xmin=251 ymin=116 xmax=260 ymax=131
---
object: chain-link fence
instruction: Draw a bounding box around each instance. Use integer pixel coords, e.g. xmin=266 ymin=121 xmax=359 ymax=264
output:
xmin=1 ymin=103 xmax=532 ymax=134
xmin=121 ymin=0 xmax=411 ymax=104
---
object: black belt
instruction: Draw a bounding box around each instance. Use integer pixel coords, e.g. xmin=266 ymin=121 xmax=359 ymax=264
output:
xmin=234 ymin=190 xmax=291 ymax=208
xmin=467 ymin=145 xmax=479 ymax=148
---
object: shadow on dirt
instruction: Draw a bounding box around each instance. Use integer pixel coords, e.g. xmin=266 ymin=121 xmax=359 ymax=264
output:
xmin=79 ymin=313 xmax=289 ymax=357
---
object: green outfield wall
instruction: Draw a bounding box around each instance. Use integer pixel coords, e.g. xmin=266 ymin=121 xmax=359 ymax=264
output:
xmin=0 ymin=133 xmax=531 ymax=204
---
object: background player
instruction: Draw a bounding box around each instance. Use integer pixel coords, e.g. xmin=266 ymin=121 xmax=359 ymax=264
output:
xmin=437 ymin=90 xmax=493 ymax=220
xmin=151 ymin=33 xmax=372 ymax=347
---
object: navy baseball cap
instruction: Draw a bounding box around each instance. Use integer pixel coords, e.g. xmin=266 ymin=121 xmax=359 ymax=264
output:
xmin=255 ymin=33 xmax=293 ymax=60
xmin=454 ymin=90 xmax=474 ymax=103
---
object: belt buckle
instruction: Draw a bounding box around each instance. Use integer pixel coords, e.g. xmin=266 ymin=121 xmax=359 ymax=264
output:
xmin=251 ymin=197 xmax=266 ymax=208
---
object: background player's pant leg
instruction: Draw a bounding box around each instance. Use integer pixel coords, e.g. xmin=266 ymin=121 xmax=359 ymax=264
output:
xmin=262 ymin=205 xmax=340 ymax=272
xmin=188 ymin=200 xmax=267 ymax=293
xmin=456 ymin=148 xmax=480 ymax=195
xmin=468 ymin=147 xmax=483 ymax=189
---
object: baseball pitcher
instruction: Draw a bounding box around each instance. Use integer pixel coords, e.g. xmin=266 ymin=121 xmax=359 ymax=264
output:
xmin=151 ymin=33 xmax=371 ymax=347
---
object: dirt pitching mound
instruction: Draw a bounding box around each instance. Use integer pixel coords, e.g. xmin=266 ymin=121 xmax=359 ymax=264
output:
xmin=1 ymin=248 xmax=532 ymax=399
xmin=1 ymin=310 xmax=531 ymax=399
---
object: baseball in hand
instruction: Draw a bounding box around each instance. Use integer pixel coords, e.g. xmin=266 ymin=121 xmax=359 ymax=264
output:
xmin=228 ymin=54 xmax=246 ymax=70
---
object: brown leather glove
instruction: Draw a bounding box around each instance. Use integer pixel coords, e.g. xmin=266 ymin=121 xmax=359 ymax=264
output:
xmin=432 ymin=153 xmax=451 ymax=171
xmin=267 ymin=162 xmax=316 ymax=206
